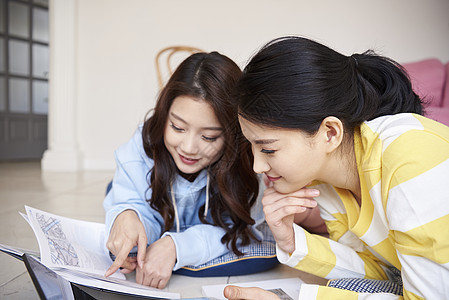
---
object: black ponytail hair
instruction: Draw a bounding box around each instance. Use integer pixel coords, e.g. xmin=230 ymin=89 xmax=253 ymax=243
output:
xmin=237 ymin=36 xmax=423 ymax=135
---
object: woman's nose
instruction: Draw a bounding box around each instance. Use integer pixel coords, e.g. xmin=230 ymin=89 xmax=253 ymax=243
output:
xmin=180 ymin=134 xmax=198 ymax=155
xmin=252 ymin=153 xmax=270 ymax=174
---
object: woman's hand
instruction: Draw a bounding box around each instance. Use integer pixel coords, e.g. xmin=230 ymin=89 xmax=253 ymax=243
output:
xmin=105 ymin=210 xmax=148 ymax=277
xmin=136 ymin=236 xmax=177 ymax=289
xmin=119 ymin=256 xmax=138 ymax=274
xmin=294 ymin=205 xmax=328 ymax=234
xmin=262 ymin=187 xmax=319 ymax=253
xmin=224 ymin=285 xmax=280 ymax=300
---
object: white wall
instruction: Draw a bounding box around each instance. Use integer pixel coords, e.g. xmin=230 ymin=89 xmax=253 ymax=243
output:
xmin=42 ymin=0 xmax=449 ymax=171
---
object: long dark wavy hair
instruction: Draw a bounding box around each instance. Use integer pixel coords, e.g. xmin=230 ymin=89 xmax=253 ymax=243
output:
xmin=142 ymin=52 xmax=259 ymax=255
xmin=237 ymin=36 xmax=423 ymax=138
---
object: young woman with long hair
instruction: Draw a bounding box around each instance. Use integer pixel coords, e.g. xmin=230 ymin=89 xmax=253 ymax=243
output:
xmin=103 ymin=52 xmax=262 ymax=289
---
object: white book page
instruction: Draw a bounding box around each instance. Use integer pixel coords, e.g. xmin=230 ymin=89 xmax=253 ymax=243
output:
xmin=54 ymin=268 xmax=181 ymax=299
xmin=24 ymin=205 xmax=124 ymax=280
xmin=202 ymin=278 xmax=303 ymax=300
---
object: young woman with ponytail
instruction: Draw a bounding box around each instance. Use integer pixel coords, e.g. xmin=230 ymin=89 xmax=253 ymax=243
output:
xmin=225 ymin=36 xmax=449 ymax=299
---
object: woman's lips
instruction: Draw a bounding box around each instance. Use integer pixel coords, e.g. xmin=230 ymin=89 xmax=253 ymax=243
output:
xmin=179 ymin=154 xmax=199 ymax=165
xmin=266 ymin=174 xmax=281 ymax=182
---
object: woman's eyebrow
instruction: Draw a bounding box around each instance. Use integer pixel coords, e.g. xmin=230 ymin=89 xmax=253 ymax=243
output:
xmin=170 ymin=112 xmax=187 ymax=124
xmin=255 ymin=139 xmax=279 ymax=145
xmin=170 ymin=112 xmax=223 ymax=131
xmin=203 ymin=126 xmax=223 ymax=131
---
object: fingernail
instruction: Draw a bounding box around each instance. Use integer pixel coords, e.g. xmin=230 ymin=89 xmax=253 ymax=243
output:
xmin=311 ymin=189 xmax=319 ymax=196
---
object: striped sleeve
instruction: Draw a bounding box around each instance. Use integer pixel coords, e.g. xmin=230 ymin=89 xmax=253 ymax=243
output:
xmin=383 ymin=118 xmax=449 ymax=299
xmin=291 ymin=183 xmax=388 ymax=280
xmin=277 ymin=225 xmax=401 ymax=299
xmin=277 ymin=224 xmax=389 ymax=281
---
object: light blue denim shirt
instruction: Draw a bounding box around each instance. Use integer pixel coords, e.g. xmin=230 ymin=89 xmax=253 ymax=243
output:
xmin=103 ymin=125 xmax=264 ymax=270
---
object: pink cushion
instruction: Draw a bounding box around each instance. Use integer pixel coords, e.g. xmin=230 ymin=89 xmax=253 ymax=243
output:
xmin=425 ymin=106 xmax=449 ymax=127
xmin=402 ymin=58 xmax=445 ymax=107
xmin=443 ymin=62 xmax=449 ymax=107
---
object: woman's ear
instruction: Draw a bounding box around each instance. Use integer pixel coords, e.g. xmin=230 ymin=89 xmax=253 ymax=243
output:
xmin=319 ymin=116 xmax=344 ymax=153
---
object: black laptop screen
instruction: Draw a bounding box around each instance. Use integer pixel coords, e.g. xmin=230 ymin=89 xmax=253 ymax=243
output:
xmin=23 ymin=253 xmax=75 ymax=300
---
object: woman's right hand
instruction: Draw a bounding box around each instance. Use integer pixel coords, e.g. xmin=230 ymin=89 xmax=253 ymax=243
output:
xmin=104 ymin=210 xmax=148 ymax=277
xmin=262 ymin=187 xmax=319 ymax=253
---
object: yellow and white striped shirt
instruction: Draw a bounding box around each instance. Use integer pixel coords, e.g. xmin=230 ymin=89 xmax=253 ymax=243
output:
xmin=277 ymin=113 xmax=449 ymax=299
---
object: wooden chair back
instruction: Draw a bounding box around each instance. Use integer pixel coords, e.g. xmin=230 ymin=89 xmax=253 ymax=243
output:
xmin=155 ymin=46 xmax=204 ymax=89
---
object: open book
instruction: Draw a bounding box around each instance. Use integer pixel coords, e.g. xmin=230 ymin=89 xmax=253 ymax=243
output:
xmin=0 ymin=205 xmax=180 ymax=299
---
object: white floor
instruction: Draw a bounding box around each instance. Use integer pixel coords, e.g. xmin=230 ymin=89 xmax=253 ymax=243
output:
xmin=0 ymin=161 xmax=325 ymax=299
